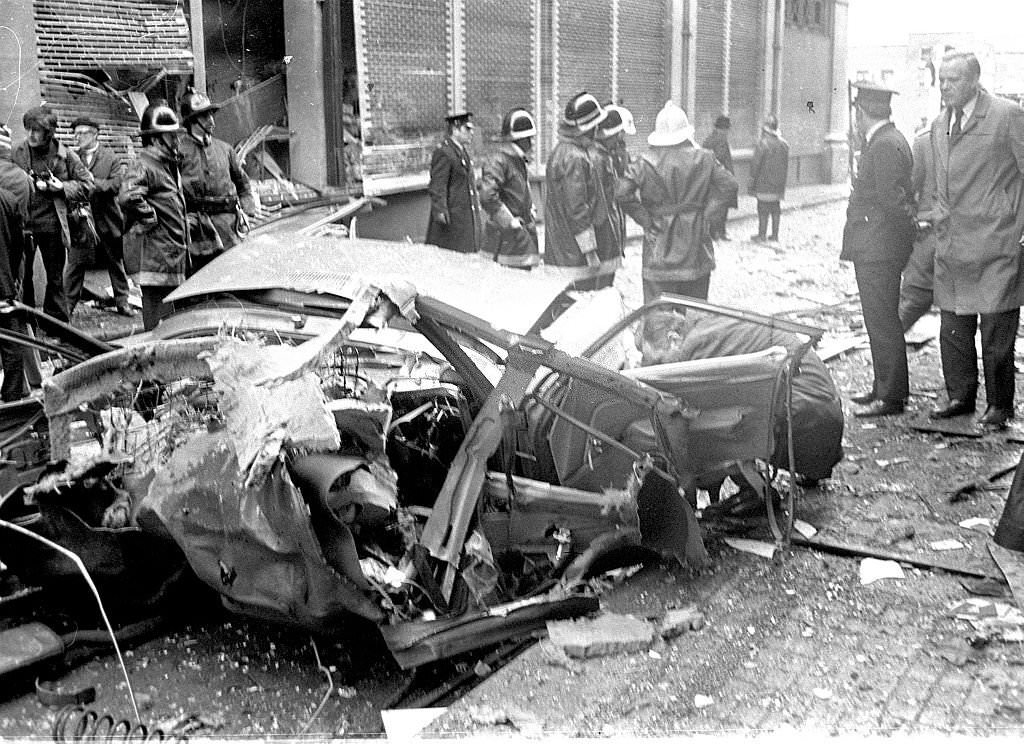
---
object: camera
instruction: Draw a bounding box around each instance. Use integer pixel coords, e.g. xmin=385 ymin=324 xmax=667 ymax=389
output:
xmin=29 ymin=168 xmax=52 ymax=192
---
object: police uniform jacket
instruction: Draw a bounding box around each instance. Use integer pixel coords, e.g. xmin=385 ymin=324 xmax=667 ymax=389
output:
xmin=931 ymin=90 xmax=1024 ymax=314
xmin=75 ymin=143 xmax=125 ymax=240
xmin=118 ymin=145 xmax=189 ymax=287
xmin=840 ymin=122 xmax=915 ymax=266
xmin=616 ymin=141 xmax=737 ymax=282
xmin=478 ymin=142 xmax=539 ymax=267
xmin=179 ymin=135 xmax=254 ymax=257
xmin=425 ymin=136 xmax=481 ymax=253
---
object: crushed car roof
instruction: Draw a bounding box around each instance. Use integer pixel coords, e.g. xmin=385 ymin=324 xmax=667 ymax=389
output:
xmin=165 ymin=235 xmax=574 ymax=335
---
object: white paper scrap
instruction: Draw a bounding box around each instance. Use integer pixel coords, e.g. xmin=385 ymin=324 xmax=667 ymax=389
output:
xmin=723 ymin=537 xmax=778 ymax=560
xmin=381 ymin=708 xmax=447 ymax=741
xmin=958 ymin=517 xmax=993 ymax=532
xmin=860 ymin=557 xmax=906 ymax=585
xmin=930 ymin=539 xmax=966 ymax=551
xmin=793 ymin=519 xmax=818 ymax=538
xmin=694 ymin=694 xmax=714 ymax=709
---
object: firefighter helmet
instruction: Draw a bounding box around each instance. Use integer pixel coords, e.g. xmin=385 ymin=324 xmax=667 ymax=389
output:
xmin=500 ymin=108 xmax=537 ymax=141
xmin=179 ymin=89 xmax=221 ymax=122
xmin=139 ymin=103 xmax=182 ymax=137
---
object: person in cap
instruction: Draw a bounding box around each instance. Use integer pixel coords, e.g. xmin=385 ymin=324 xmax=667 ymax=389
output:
xmin=63 ymin=116 xmax=134 ymax=318
xmin=841 ymin=81 xmax=916 ymax=418
xmin=178 ymin=87 xmax=255 ymax=276
xmin=477 ymin=108 xmax=540 ymax=269
xmin=544 ymin=92 xmax=619 ymax=289
xmin=425 ymin=112 xmax=482 ymax=254
xmin=927 ymin=51 xmax=1024 ymax=428
xmin=12 ymin=106 xmax=94 ymax=322
xmin=747 ymin=114 xmax=789 ymax=242
xmin=701 ymin=114 xmax=737 ymax=240
xmin=118 ymin=102 xmax=189 ymax=331
xmin=615 ymin=101 xmax=737 ymax=304
xmin=592 ymin=105 xmax=631 ymax=268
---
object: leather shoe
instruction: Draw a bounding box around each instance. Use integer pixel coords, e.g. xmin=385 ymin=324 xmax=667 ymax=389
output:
xmin=115 ymin=304 xmax=137 ymax=317
xmin=930 ymin=399 xmax=975 ymax=419
xmin=850 ymin=391 xmax=876 ymax=405
xmin=854 ymin=399 xmax=904 ymax=418
xmin=978 ymin=406 xmax=1014 ymax=428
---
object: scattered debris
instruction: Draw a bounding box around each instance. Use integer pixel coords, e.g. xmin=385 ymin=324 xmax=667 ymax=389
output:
xmin=791 ymin=535 xmax=1000 ymax=580
xmin=948 ymin=598 xmax=1024 ymax=642
xmin=948 ymin=461 xmax=1019 ymax=502
xmin=989 ymin=542 xmax=1024 ymax=608
xmin=793 ymin=519 xmax=818 ymax=539
xmin=934 ymin=639 xmax=982 ymax=667
xmin=819 ymin=336 xmax=867 ymax=362
xmin=930 ymin=539 xmax=965 ymax=551
xmin=466 ymin=705 xmax=543 ymax=737
xmin=960 ymin=517 xmax=994 ymax=532
xmin=693 ymin=694 xmax=714 ymax=709
xmin=875 ymin=457 xmax=910 ymax=469
xmin=722 ymin=537 xmax=778 ymax=560
xmin=887 ymin=525 xmax=916 ymax=545
xmin=909 ymin=420 xmax=983 ymax=439
xmin=546 ymin=613 xmax=657 ymax=659
xmin=380 ymin=708 xmax=447 ymax=741
xmin=812 ymin=687 xmax=833 ymax=700
xmin=960 ymin=577 xmax=1010 ymax=598
xmin=538 ymin=640 xmax=583 ymax=673
xmin=860 ymin=558 xmax=906 ymax=585
xmin=658 ymin=606 xmax=706 ymax=639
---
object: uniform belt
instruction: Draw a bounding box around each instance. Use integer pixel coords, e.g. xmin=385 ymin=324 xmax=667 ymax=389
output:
xmin=652 ymin=203 xmax=702 ymax=217
xmin=188 ymin=198 xmax=236 ymax=214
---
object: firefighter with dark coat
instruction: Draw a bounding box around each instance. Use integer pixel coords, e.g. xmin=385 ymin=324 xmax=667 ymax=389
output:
xmin=544 ymin=92 xmax=619 ymax=290
xmin=12 ymin=106 xmax=94 ymax=322
xmin=425 ymin=112 xmax=482 ymax=253
xmin=701 ymin=114 xmax=737 ymax=240
xmin=841 ymin=81 xmax=916 ymax=418
xmin=593 ymin=105 xmax=632 ymax=270
xmin=178 ymin=89 xmax=255 ymax=276
xmin=118 ymin=103 xmax=189 ymax=331
xmin=0 ymin=181 xmax=28 ymax=401
xmin=478 ymin=108 xmax=540 ymax=269
xmin=64 ymin=116 xmax=134 ymax=317
xmin=616 ymin=101 xmax=737 ymax=304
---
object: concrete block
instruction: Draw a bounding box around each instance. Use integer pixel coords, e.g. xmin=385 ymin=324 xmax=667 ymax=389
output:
xmin=659 ymin=606 xmax=706 ymax=639
xmin=546 ymin=612 xmax=656 ymax=659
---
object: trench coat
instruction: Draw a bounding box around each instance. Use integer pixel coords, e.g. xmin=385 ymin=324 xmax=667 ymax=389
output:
xmin=425 ymin=136 xmax=482 ymax=253
xmin=477 ymin=142 xmax=539 ymax=268
xmin=930 ymin=90 xmax=1024 ymax=314
xmin=700 ymin=129 xmax=738 ymax=209
xmin=179 ymin=135 xmax=254 ymax=257
xmin=616 ymin=142 xmax=737 ymax=282
xmin=75 ymin=144 xmax=125 ymax=240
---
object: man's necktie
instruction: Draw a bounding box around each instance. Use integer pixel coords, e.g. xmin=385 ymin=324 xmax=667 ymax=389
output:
xmin=951 ymin=107 xmax=963 ymax=136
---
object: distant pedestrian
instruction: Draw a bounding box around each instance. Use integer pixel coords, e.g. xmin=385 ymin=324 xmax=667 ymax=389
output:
xmin=425 ymin=112 xmax=482 ymax=254
xmin=841 ymin=81 xmax=916 ymax=419
xmin=12 ymin=106 xmax=94 ymax=322
xmin=0 ymin=182 xmax=28 ymax=401
xmin=748 ymin=115 xmax=789 ymax=243
xmin=179 ymin=89 xmax=255 ymax=276
xmin=118 ymin=103 xmax=189 ymax=331
xmin=701 ymin=114 xmax=737 ymax=240
xmin=544 ymin=92 xmax=619 ymax=290
xmin=898 ymin=126 xmax=940 ymax=331
xmin=64 ymin=117 xmax=134 ymax=318
xmin=616 ymin=101 xmax=737 ymax=304
xmin=478 ymin=108 xmax=539 ymax=269
xmin=928 ymin=51 xmax=1024 ymax=429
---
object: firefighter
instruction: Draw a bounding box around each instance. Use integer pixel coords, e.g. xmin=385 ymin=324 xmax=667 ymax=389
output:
xmin=118 ymin=103 xmax=189 ymax=331
xmin=477 ymin=108 xmax=540 ymax=269
xmin=178 ymin=88 xmax=255 ymax=276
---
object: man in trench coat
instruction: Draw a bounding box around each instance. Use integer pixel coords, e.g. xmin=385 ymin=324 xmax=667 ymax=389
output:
xmin=425 ymin=112 xmax=482 ymax=254
xmin=928 ymin=51 xmax=1024 ymax=428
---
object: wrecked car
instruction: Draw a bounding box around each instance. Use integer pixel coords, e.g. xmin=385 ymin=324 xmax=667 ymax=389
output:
xmin=0 ymin=235 xmax=821 ymax=668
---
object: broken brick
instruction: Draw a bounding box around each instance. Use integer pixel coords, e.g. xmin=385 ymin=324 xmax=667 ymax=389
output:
xmin=546 ymin=613 xmax=656 ymax=659
xmin=659 ymin=606 xmax=706 ymax=639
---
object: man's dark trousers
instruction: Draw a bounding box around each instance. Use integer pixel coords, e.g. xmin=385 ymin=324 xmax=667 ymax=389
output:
xmin=854 ymin=260 xmax=908 ymax=403
xmin=939 ymin=309 xmax=1019 ymax=409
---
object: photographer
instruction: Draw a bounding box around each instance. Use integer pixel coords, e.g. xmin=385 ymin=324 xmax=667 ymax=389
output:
xmin=12 ymin=106 xmax=94 ymax=322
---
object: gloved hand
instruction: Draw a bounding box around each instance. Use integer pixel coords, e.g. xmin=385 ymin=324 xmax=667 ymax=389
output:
xmin=435 ymin=211 xmax=449 ymax=226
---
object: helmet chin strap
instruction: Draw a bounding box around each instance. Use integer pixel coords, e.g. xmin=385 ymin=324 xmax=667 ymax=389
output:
xmin=189 ymin=119 xmax=213 ymax=147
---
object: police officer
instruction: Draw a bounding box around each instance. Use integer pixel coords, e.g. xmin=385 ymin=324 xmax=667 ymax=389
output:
xmin=178 ymin=88 xmax=255 ymax=276
xmin=478 ymin=108 xmax=539 ymax=269
xmin=841 ymin=81 xmax=916 ymax=418
xmin=425 ymin=112 xmax=482 ymax=253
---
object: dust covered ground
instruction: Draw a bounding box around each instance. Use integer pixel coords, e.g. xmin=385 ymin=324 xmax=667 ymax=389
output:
xmin=3 ymin=200 xmax=1024 ymax=739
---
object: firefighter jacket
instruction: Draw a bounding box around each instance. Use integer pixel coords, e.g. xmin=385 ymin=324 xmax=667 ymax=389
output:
xmin=592 ymin=139 xmax=625 ymax=260
xmin=616 ymin=141 xmax=737 ymax=282
xmin=12 ymin=139 xmax=94 ymax=250
xmin=179 ymin=134 xmax=254 ymax=257
xmin=118 ymin=145 xmax=189 ymax=287
xmin=543 ymin=123 xmax=618 ymax=280
xmin=478 ymin=142 xmax=539 ymax=268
